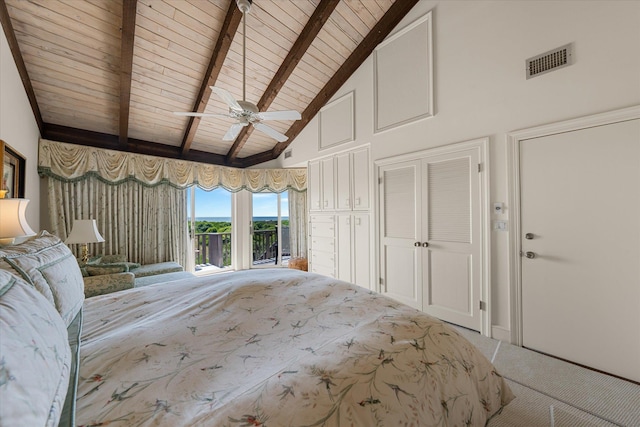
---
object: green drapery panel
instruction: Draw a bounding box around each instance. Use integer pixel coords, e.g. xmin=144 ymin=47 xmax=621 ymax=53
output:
xmin=47 ymin=175 xmax=189 ymax=268
xmin=288 ymin=189 xmax=308 ymax=258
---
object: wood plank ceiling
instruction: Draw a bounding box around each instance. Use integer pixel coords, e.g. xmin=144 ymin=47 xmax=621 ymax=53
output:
xmin=1 ymin=0 xmax=419 ymax=167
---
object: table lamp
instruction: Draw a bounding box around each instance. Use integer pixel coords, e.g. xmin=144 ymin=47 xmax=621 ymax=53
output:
xmin=0 ymin=199 xmax=37 ymax=246
xmin=65 ymin=219 xmax=105 ymax=262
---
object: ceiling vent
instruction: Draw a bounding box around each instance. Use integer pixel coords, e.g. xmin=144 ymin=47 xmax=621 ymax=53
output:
xmin=284 ymin=149 xmax=293 ymax=159
xmin=526 ymin=43 xmax=573 ymax=79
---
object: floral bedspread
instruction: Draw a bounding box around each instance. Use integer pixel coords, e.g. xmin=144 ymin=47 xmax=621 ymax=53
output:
xmin=77 ymin=269 xmax=513 ymax=426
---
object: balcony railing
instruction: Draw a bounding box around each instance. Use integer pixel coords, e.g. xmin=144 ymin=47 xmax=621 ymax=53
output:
xmin=194 ymin=227 xmax=289 ymax=269
xmin=194 ymin=232 xmax=232 ymax=268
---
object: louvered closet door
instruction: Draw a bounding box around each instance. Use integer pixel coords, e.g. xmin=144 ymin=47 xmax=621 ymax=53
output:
xmin=379 ymin=160 xmax=422 ymax=309
xmin=421 ymin=149 xmax=481 ymax=331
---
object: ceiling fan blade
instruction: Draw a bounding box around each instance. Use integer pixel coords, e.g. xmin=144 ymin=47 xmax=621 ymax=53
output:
xmin=222 ymin=122 xmax=249 ymax=141
xmin=210 ymin=86 xmax=243 ymax=112
xmin=173 ymin=112 xmax=230 ymax=118
xmin=256 ymin=110 xmax=301 ymax=121
xmin=253 ymin=122 xmax=288 ymax=142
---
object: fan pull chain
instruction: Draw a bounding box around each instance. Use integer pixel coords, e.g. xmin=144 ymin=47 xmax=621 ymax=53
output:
xmin=242 ymin=11 xmax=246 ymax=102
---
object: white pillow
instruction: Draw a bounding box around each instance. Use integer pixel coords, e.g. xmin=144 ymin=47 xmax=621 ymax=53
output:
xmin=0 ymin=270 xmax=71 ymax=427
xmin=0 ymin=230 xmax=65 ymax=305
xmin=3 ymin=234 xmax=85 ymax=326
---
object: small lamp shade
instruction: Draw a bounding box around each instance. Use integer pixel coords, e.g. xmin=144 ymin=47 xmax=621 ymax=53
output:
xmin=0 ymin=199 xmax=36 ymax=244
xmin=65 ymin=219 xmax=105 ymax=262
xmin=65 ymin=219 xmax=105 ymax=244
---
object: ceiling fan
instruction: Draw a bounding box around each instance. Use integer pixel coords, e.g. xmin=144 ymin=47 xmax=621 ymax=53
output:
xmin=174 ymin=0 xmax=301 ymax=142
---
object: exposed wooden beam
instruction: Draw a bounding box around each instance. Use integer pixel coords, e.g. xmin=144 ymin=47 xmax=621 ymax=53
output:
xmin=42 ymin=123 xmax=228 ymax=166
xmin=237 ymin=150 xmax=277 ymax=168
xmin=269 ymin=0 xmax=421 ymax=160
xmin=118 ymin=0 xmax=137 ymax=147
xmin=180 ymin=2 xmax=243 ymax=156
xmin=225 ymin=0 xmax=341 ymax=163
xmin=119 ymin=0 xmax=138 ymax=147
xmin=0 ymin=0 xmax=43 ymax=133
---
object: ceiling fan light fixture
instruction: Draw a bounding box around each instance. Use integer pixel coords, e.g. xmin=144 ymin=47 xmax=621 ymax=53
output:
xmin=237 ymin=100 xmax=259 ymax=115
xmin=236 ymin=0 xmax=252 ymax=14
xmin=173 ymin=0 xmax=299 ymax=144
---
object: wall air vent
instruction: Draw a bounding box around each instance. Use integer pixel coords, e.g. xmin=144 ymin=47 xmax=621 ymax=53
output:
xmin=284 ymin=149 xmax=293 ymax=159
xmin=526 ymin=43 xmax=573 ymax=79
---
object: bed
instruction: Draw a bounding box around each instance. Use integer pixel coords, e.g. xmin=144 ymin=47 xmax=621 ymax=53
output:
xmin=0 ymin=232 xmax=513 ymax=426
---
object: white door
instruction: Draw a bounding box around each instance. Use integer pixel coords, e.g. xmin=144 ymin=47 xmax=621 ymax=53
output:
xmin=336 ymin=153 xmax=351 ymax=210
xmin=353 ymin=213 xmax=371 ymax=289
xmin=421 ymin=150 xmax=482 ymax=331
xmin=308 ymin=160 xmax=322 ymax=211
xmin=520 ymin=119 xmax=640 ymax=382
xmin=379 ymin=160 xmax=423 ymax=309
xmin=379 ymin=148 xmax=484 ymax=331
xmin=336 ymin=214 xmax=352 ymax=282
xmin=352 ymin=148 xmax=370 ymax=210
xmin=336 ymin=213 xmax=371 ymax=289
xmin=321 ymin=157 xmax=335 ymax=210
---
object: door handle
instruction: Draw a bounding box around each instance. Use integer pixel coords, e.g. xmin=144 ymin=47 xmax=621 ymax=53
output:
xmin=525 ymin=233 xmax=534 ymax=240
xmin=414 ymin=242 xmax=421 ymax=247
xmin=422 ymin=242 xmax=429 ymax=247
xmin=525 ymin=251 xmax=536 ymax=259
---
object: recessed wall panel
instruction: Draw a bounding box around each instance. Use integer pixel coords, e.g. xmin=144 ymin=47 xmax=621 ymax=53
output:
xmin=319 ymin=91 xmax=355 ymax=150
xmin=374 ymin=12 xmax=433 ymax=133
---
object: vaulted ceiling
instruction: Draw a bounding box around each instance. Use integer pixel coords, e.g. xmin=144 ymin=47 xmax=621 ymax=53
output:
xmin=1 ymin=0 xmax=418 ymax=167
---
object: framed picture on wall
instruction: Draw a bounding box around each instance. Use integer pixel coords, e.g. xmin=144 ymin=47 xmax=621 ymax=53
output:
xmin=1 ymin=140 xmax=26 ymax=199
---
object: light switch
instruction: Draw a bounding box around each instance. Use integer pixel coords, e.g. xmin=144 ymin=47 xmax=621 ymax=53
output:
xmin=493 ymin=220 xmax=508 ymax=231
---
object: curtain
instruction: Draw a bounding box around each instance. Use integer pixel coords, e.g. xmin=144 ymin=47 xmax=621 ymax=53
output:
xmin=39 ymin=139 xmax=307 ymax=270
xmin=38 ymin=139 xmax=307 ymax=192
xmin=47 ymin=175 xmax=189 ymax=268
xmin=288 ymin=189 xmax=308 ymax=258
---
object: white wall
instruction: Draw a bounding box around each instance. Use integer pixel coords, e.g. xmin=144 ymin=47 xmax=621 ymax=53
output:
xmin=277 ymin=1 xmax=640 ymax=338
xmin=1 ymin=20 xmax=41 ymax=231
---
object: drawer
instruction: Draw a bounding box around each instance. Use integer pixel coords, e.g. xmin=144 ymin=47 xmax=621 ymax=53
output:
xmin=310 ymin=214 xmax=334 ymax=224
xmin=311 ymin=263 xmax=335 ymax=278
xmin=310 ymin=236 xmax=334 ymax=252
xmin=310 ymin=223 xmax=335 ymax=238
xmin=311 ymin=250 xmax=335 ymax=267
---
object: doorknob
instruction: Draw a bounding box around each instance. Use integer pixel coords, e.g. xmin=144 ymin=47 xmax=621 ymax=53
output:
xmin=414 ymin=242 xmax=421 ymax=247
xmin=525 ymin=233 xmax=534 ymax=240
xmin=422 ymin=242 xmax=429 ymax=247
xmin=525 ymin=251 xmax=536 ymax=259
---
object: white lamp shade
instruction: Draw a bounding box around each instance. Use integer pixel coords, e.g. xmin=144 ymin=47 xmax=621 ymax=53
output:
xmin=0 ymin=199 xmax=36 ymax=239
xmin=65 ymin=219 xmax=105 ymax=244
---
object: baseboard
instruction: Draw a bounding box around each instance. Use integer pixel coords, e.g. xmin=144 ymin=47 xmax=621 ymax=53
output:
xmin=491 ymin=325 xmax=511 ymax=342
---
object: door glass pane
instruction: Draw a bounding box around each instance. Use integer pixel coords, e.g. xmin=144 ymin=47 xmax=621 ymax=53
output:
xmin=192 ymin=187 xmax=232 ymax=272
xmin=252 ymin=192 xmax=290 ymax=267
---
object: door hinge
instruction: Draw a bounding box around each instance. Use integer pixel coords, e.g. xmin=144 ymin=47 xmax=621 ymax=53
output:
xmin=479 ymin=300 xmax=487 ymax=311
xmin=477 ymin=163 xmax=482 ymax=173
xmin=379 ymin=277 xmax=384 ymax=285
xmin=378 ymin=177 xmax=383 ymax=184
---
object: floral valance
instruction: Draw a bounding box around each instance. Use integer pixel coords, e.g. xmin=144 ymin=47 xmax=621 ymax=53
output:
xmin=38 ymin=139 xmax=306 ymax=192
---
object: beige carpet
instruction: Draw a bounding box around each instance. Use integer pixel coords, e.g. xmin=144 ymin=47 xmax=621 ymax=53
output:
xmin=452 ymin=326 xmax=640 ymax=427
